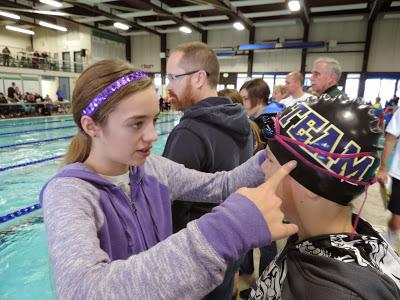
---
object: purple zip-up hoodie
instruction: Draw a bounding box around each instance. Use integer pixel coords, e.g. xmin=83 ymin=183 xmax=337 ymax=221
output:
xmin=40 ymin=153 xmax=271 ymax=299
xmin=40 ymin=163 xmax=172 ymax=260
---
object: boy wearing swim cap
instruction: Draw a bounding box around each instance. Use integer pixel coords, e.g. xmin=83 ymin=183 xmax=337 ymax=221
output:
xmin=250 ymin=96 xmax=400 ymax=300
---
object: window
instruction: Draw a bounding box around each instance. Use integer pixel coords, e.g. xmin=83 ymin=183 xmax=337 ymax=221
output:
xmin=262 ymin=75 xmax=274 ymax=91
xmin=237 ymin=73 xmax=249 ymax=90
xmin=380 ymin=79 xmax=396 ymax=105
xmin=304 ymin=73 xmax=312 ymax=88
xmin=275 ymin=75 xmax=286 ymax=86
xmin=345 ymin=73 xmax=360 ymax=99
xmin=364 ymin=78 xmax=396 ymax=106
xmin=364 ymin=79 xmax=381 ymax=103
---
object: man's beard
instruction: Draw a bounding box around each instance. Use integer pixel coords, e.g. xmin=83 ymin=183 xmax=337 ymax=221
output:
xmin=170 ymin=82 xmax=195 ymax=111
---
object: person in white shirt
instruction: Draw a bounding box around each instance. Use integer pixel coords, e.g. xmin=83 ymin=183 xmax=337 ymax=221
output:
xmin=281 ymin=71 xmax=312 ymax=107
xmin=377 ymin=108 xmax=400 ymax=244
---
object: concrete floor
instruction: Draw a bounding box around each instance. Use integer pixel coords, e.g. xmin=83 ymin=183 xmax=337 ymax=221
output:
xmin=236 ymin=182 xmax=400 ymax=299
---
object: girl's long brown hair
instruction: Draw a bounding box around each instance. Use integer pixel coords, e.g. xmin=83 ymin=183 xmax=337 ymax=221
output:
xmin=64 ymin=59 xmax=153 ymax=164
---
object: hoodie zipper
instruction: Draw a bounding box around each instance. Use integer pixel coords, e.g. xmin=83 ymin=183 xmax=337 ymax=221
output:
xmin=118 ymin=183 xmax=151 ymax=249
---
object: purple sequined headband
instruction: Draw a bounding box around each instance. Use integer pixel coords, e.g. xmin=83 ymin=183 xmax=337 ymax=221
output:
xmin=81 ymin=71 xmax=148 ymax=116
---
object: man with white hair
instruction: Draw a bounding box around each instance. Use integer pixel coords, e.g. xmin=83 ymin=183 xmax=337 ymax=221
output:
xmin=281 ymin=71 xmax=312 ymax=107
xmin=310 ymin=57 xmax=343 ymax=97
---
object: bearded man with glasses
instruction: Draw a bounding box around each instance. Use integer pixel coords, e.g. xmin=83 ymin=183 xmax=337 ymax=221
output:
xmin=163 ymin=42 xmax=254 ymax=300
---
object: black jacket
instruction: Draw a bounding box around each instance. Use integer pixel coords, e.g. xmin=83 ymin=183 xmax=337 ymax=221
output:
xmin=251 ymin=217 xmax=400 ymax=300
xmin=163 ymin=96 xmax=253 ymax=231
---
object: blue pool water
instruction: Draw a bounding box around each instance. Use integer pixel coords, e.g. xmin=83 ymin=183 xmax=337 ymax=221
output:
xmin=0 ymin=114 xmax=180 ymax=299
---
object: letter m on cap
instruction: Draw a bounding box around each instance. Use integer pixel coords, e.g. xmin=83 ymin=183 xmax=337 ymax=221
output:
xmin=330 ymin=141 xmax=375 ymax=181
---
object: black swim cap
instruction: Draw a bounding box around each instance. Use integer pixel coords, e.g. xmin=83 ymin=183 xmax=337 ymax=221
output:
xmin=268 ymin=95 xmax=382 ymax=205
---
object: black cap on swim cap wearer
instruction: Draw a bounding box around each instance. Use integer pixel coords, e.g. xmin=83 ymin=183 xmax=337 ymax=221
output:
xmin=269 ymin=95 xmax=382 ymax=205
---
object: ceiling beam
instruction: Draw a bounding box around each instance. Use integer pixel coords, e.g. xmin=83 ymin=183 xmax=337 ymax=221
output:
xmin=311 ymin=9 xmax=369 ymax=17
xmin=122 ymin=0 xmax=204 ymax=34
xmin=212 ymin=0 xmax=254 ymax=30
xmin=168 ymin=5 xmax=214 ymax=13
xmin=231 ymin=0 xmax=284 ymax=7
xmin=74 ymin=10 xmax=156 ymax=24
xmin=64 ymin=1 xmax=161 ymax=36
xmin=369 ymin=0 xmax=390 ymax=21
xmin=300 ymin=0 xmax=310 ymax=26
xmin=1 ymin=0 xmax=128 ymax=39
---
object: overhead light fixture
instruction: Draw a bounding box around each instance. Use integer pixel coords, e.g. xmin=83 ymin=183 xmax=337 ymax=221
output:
xmin=38 ymin=20 xmax=67 ymax=31
xmin=113 ymin=22 xmax=130 ymax=30
xmin=288 ymin=0 xmax=301 ymax=12
xmin=39 ymin=0 xmax=63 ymax=8
xmin=6 ymin=25 xmax=34 ymax=35
xmin=179 ymin=26 xmax=192 ymax=34
xmin=233 ymin=22 xmax=245 ymax=30
xmin=0 ymin=10 xmax=20 ymax=20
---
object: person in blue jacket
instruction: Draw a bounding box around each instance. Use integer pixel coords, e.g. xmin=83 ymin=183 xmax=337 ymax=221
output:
xmin=238 ymin=78 xmax=286 ymax=299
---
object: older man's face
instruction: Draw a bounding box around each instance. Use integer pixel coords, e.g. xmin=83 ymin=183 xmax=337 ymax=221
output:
xmin=310 ymin=62 xmax=336 ymax=94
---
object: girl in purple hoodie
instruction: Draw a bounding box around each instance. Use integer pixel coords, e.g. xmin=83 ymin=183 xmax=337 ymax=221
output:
xmin=40 ymin=59 xmax=298 ymax=300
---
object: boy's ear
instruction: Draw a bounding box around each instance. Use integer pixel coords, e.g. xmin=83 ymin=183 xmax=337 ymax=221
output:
xmin=81 ymin=115 xmax=100 ymax=138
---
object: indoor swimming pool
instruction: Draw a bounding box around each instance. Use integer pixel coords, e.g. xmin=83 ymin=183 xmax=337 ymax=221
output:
xmin=0 ymin=114 xmax=180 ymax=299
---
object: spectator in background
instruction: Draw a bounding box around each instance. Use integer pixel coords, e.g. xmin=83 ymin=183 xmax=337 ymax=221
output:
xmin=238 ymin=78 xmax=284 ymax=300
xmin=218 ymin=88 xmax=243 ymax=105
xmin=163 ymin=42 xmax=254 ymax=300
xmin=25 ymin=92 xmax=36 ymax=103
xmin=32 ymin=51 xmax=40 ymax=68
xmin=378 ymin=108 xmax=400 ymax=249
xmin=162 ymin=95 xmax=170 ymax=111
xmin=56 ymin=87 xmax=64 ymax=101
xmin=240 ymin=79 xmax=285 ymax=120
xmin=374 ymin=97 xmax=384 ymax=128
xmin=0 ymin=92 xmax=8 ymax=118
xmin=310 ymin=57 xmax=343 ymax=97
xmin=271 ymin=84 xmax=288 ymax=102
xmin=388 ymin=96 xmax=399 ymax=111
xmin=0 ymin=92 xmax=7 ymax=103
xmin=14 ymin=86 xmax=22 ymax=100
xmin=2 ymin=46 xmax=11 ymax=66
xmin=7 ymin=82 xmax=19 ymax=102
xmin=159 ymin=96 xmax=164 ymax=111
xmin=281 ymin=71 xmax=312 ymax=107
xmin=34 ymin=93 xmax=43 ymax=102
xmin=218 ymin=88 xmax=267 ymax=155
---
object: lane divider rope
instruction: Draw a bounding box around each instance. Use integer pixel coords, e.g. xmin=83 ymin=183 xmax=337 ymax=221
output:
xmin=0 ymin=118 xmax=73 ymax=129
xmin=0 ymin=125 xmax=77 ymax=137
xmin=0 ymin=131 xmax=171 ymax=172
xmin=0 ymin=135 xmax=74 ymax=149
xmin=0 ymin=155 xmax=63 ymax=172
xmin=0 ymin=203 xmax=41 ymax=223
xmin=0 ymin=118 xmax=178 ymax=137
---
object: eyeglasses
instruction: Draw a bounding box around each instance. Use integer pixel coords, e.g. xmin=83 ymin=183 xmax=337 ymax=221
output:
xmin=167 ymin=70 xmax=209 ymax=81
